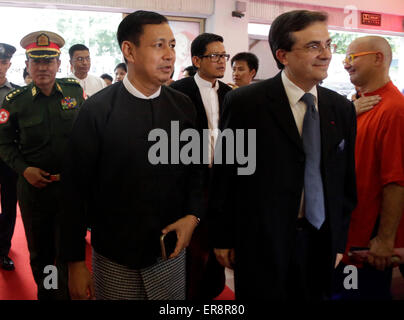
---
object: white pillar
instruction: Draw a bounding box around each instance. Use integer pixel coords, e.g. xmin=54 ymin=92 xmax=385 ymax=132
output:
xmin=206 ymin=0 xmax=250 ymax=83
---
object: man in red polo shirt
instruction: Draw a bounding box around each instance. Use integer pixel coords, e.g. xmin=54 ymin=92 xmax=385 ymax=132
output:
xmin=335 ymin=36 xmax=404 ymax=300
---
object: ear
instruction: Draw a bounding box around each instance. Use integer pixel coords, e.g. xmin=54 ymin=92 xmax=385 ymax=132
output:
xmin=121 ymin=41 xmax=136 ymax=64
xmin=192 ymin=56 xmax=201 ymax=69
xmin=374 ymin=52 xmax=384 ymax=66
xmin=275 ymin=49 xmax=288 ymax=67
xmin=250 ymin=69 xmax=257 ymax=79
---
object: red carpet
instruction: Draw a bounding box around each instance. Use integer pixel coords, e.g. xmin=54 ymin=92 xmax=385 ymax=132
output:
xmin=0 ymin=209 xmax=234 ymax=300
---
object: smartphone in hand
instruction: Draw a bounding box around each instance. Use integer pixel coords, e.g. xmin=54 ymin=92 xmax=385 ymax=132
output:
xmin=160 ymin=231 xmax=177 ymax=260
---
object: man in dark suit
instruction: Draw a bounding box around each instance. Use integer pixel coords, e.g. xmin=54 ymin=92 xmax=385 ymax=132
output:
xmin=210 ymin=10 xmax=357 ymax=301
xmin=170 ymin=33 xmax=232 ymax=300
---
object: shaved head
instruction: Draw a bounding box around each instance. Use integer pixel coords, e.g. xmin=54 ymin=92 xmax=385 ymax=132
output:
xmin=345 ymin=36 xmax=392 ymax=92
xmin=349 ymin=36 xmax=392 ymax=67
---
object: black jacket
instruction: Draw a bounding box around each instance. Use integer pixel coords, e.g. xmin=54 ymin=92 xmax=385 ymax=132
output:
xmin=209 ymin=72 xmax=357 ymax=299
xmin=60 ymin=82 xmax=205 ymax=269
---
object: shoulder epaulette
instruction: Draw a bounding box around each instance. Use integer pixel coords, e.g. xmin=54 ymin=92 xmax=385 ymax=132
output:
xmin=59 ymin=78 xmax=82 ymax=87
xmin=5 ymin=87 xmax=27 ymax=102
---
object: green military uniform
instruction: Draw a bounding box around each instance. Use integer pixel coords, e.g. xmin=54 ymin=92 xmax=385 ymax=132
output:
xmin=0 ymin=78 xmax=84 ymax=299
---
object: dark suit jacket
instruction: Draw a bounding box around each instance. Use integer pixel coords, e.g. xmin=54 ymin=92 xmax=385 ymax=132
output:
xmin=170 ymin=76 xmax=232 ymax=133
xmin=170 ymin=76 xmax=232 ymax=299
xmin=209 ymin=72 xmax=357 ymax=299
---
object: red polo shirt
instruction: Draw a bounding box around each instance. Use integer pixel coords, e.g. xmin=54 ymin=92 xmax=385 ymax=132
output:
xmin=344 ymin=81 xmax=404 ymax=261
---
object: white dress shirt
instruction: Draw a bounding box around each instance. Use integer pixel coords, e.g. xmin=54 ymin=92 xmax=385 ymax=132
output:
xmin=194 ymin=72 xmax=220 ymax=165
xmin=281 ymin=70 xmax=319 ymax=218
xmin=70 ymin=73 xmax=106 ymax=97
xmin=123 ymin=75 xmax=161 ymax=99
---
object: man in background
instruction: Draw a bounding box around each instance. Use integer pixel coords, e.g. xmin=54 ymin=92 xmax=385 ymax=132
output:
xmin=230 ymin=52 xmax=259 ymax=88
xmin=69 ymin=44 xmax=105 ymax=97
xmin=170 ymin=32 xmax=232 ymax=300
xmin=0 ymin=43 xmax=18 ymax=271
xmin=100 ymin=73 xmax=113 ymax=86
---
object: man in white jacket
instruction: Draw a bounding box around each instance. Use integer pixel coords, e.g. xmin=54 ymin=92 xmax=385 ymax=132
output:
xmin=69 ymin=44 xmax=105 ymax=97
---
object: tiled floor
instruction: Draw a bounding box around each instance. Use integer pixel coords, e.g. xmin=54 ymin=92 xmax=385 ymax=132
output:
xmin=224 ymin=266 xmax=404 ymax=299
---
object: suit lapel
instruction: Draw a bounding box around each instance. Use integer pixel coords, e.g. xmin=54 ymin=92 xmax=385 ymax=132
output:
xmin=189 ymin=77 xmax=209 ymax=131
xmin=317 ymin=86 xmax=338 ymax=162
xmin=265 ymin=74 xmax=304 ymax=153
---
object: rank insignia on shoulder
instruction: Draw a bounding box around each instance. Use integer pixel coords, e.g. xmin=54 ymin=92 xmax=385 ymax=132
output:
xmin=0 ymin=109 xmax=10 ymax=124
xmin=61 ymin=97 xmax=78 ymax=110
xmin=67 ymin=78 xmax=80 ymax=85
xmin=5 ymin=88 xmax=21 ymax=101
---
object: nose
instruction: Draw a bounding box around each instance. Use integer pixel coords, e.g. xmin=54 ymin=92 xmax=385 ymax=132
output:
xmin=319 ymin=47 xmax=332 ymax=60
xmin=164 ymin=46 xmax=175 ymax=61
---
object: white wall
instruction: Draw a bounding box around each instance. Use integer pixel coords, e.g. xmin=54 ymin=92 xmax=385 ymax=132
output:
xmin=249 ymin=39 xmax=279 ymax=80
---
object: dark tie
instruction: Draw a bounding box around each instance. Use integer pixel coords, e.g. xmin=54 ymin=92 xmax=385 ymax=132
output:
xmin=301 ymin=93 xmax=325 ymax=230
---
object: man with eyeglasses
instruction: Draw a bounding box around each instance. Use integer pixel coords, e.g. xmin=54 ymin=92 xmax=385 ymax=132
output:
xmin=0 ymin=31 xmax=85 ymax=300
xmin=69 ymin=44 xmax=105 ymax=97
xmin=170 ymin=33 xmax=232 ymax=300
xmin=210 ymin=10 xmax=357 ymax=301
xmin=333 ymin=36 xmax=404 ymax=300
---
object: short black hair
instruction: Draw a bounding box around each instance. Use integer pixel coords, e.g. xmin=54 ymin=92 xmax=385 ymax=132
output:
xmin=183 ymin=65 xmax=197 ymax=77
xmin=117 ymin=10 xmax=168 ymax=48
xmin=231 ymin=52 xmax=259 ymax=74
xmin=100 ymin=73 xmax=113 ymax=82
xmin=268 ymin=10 xmax=328 ymax=69
xmin=191 ymin=33 xmax=224 ymax=58
xmin=69 ymin=44 xmax=89 ymax=59
xmin=114 ymin=62 xmax=127 ymax=72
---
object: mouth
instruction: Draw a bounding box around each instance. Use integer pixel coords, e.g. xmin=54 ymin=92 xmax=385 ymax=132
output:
xmin=160 ymin=66 xmax=172 ymax=73
xmin=313 ymin=64 xmax=329 ymax=69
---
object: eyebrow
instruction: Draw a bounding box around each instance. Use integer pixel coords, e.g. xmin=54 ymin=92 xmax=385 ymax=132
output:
xmin=206 ymin=51 xmax=227 ymax=55
xmin=305 ymin=38 xmax=332 ymax=46
xmin=154 ymin=38 xmax=176 ymax=43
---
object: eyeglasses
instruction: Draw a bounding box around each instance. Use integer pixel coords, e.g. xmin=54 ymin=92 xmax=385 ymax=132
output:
xmin=293 ymin=42 xmax=334 ymax=54
xmin=342 ymin=51 xmax=378 ymax=65
xmin=74 ymin=56 xmax=91 ymax=63
xmin=199 ymin=53 xmax=230 ymax=62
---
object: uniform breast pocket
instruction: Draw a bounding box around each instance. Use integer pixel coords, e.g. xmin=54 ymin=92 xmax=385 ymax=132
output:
xmin=60 ymin=108 xmax=79 ymax=120
xmin=19 ymin=115 xmax=48 ymax=147
xmin=59 ymin=109 xmax=79 ymax=134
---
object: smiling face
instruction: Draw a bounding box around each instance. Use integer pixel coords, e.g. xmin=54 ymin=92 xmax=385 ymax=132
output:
xmin=123 ymin=23 xmax=175 ymax=93
xmin=276 ymin=21 xmax=332 ymax=91
xmin=192 ymin=41 xmax=226 ymax=83
xmin=344 ymin=40 xmax=377 ymax=88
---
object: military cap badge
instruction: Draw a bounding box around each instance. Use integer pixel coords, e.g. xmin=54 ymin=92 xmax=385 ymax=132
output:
xmin=20 ymin=30 xmax=65 ymax=59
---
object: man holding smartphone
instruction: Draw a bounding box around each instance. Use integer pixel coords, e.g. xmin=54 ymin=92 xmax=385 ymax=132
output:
xmin=60 ymin=10 xmax=204 ymax=300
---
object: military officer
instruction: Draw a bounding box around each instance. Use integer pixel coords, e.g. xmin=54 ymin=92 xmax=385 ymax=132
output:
xmin=0 ymin=31 xmax=85 ymax=300
xmin=0 ymin=43 xmax=19 ymax=271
